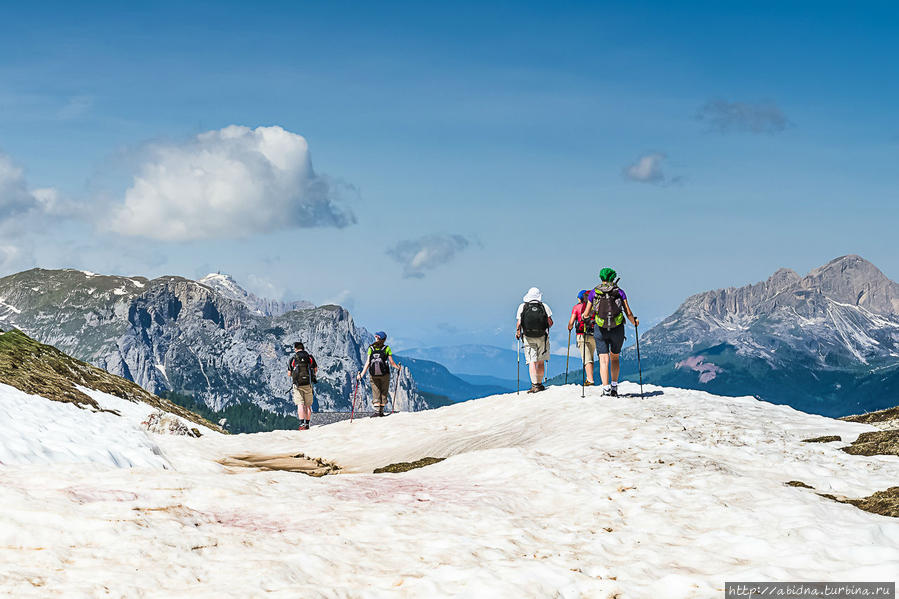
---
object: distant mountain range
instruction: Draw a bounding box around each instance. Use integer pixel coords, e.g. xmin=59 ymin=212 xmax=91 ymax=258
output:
xmin=0 ymin=269 xmax=430 ymax=416
xmin=621 ymin=255 xmax=899 ymax=416
xmin=402 ymin=344 xmax=565 ymax=389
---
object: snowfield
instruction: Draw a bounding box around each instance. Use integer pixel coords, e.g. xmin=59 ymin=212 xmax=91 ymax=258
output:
xmin=1 ymin=381 xmax=897 ymax=597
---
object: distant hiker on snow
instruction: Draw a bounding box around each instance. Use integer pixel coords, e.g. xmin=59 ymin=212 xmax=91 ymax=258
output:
xmin=516 ymin=287 xmax=553 ymax=393
xmin=357 ymin=331 xmax=401 ymax=417
xmin=568 ymin=289 xmax=596 ymax=386
xmin=288 ymin=342 xmax=318 ymax=430
xmin=584 ymin=268 xmax=638 ymax=397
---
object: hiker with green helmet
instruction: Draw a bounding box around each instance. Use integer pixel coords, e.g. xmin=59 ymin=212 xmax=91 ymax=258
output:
xmin=584 ymin=268 xmax=639 ymax=397
xmin=357 ymin=331 xmax=401 ymax=417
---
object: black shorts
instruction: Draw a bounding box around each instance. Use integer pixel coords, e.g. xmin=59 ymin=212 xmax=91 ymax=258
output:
xmin=594 ymin=324 xmax=625 ymax=355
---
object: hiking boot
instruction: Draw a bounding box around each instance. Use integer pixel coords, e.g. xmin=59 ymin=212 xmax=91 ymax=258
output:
xmin=601 ymin=387 xmax=612 ymax=396
xmin=584 ymin=380 xmax=594 ymax=387
xmin=298 ymin=424 xmax=309 ymax=431
xmin=536 ymin=383 xmax=546 ymax=392
xmin=609 ymin=387 xmax=618 ymax=397
xmin=527 ymin=384 xmax=539 ymax=393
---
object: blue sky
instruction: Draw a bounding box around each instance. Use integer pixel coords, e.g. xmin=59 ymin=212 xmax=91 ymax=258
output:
xmin=1 ymin=1 xmax=897 ymax=350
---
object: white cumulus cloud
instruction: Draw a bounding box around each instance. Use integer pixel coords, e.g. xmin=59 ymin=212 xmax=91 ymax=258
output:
xmin=389 ymin=234 xmax=471 ymax=279
xmin=623 ymin=152 xmax=680 ymax=185
xmin=105 ymin=125 xmax=356 ymax=241
xmin=0 ymin=152 xmax=64 ymax=221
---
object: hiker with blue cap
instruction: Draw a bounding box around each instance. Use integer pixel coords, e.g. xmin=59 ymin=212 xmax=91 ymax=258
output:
xmin=584 ymin=268 xmax=639 ymax=397
xmin=568 ymin=289 xmax=596 ymax=386
xmin=357 ymin=331 xmax=401 ymax=417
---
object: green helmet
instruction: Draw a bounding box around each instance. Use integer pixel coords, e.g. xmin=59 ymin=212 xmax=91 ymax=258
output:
xmin=599 ymin=267 xmax=617 ymax=282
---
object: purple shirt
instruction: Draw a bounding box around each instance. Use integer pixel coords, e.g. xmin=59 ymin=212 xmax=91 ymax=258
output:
xmin=587 ymin=287 xmax=627 ymax=304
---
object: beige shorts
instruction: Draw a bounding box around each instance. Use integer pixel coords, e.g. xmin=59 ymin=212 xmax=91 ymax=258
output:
xmin=577 ymin=334 xmax=596 ymax=364
xmin=292 ymin=385 xmax=314 ymax=407
xmin=371 ymin=374 xmax=390 ymax=408
xmin=523 ymin=335 xmax=549 ymax=364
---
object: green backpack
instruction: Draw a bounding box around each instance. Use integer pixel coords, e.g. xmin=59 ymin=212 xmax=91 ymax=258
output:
xmin=593 ymin=280 xmax=625 ymax=329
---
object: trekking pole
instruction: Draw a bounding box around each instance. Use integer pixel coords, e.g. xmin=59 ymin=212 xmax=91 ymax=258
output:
xmin=350 ymin=377 xmax=360 ymax=422
xmin=581 ymin=333 xmax=586 ymax=398
xmin=516 ymin=338 xmax=521 ymax=395
xmin=565 ymin=328 xmax=571 ymax=384
xmin=635 ymin=324 xmax=644 ymax=399
xmin=390 ymin=366 xmax=402 ymax=415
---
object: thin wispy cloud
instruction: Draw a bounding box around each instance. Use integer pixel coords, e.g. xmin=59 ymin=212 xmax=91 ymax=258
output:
xmin=105 ymin=125 xmax=356 ymax=241
xmin=697 ymin=99 xmax=790 ymax=134
xmin=389 ymin=234 xmax=471 ymax=279
xmin=58 ymin=95 xmax=94 ymax=120
xmin=623 ymin=152 xmax=680 ymax=186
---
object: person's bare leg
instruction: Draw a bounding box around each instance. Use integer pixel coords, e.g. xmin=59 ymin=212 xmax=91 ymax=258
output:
xmin=585 ymin=361 xmax=594 ymax=384
xmin=611 ymin=353 xmax=620 ymax=384
xmin=528 ymin=362 xmax=538 ymax=384
xmin=537 ymin=361 xmax=545 ymax=383
xmin=598 ymin=353 xmax=610 ymax=386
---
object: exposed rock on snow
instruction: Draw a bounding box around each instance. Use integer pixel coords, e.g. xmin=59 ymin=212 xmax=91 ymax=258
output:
xmin=141 ymin=411 xmax=202 ymax=437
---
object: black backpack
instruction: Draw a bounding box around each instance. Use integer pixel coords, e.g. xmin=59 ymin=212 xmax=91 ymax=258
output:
xmin=520 ymin=301 xmax=549 ymax=337
xmin=290 ymin=351 xmax=315 ymax=386
xmin=593 ymin=280 xmax=624 ymax=330
xmin=369 ymin=344 xmax=390 ymax=376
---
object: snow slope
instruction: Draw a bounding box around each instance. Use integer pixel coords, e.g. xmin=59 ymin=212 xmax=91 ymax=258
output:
xmin=1 ymin=382 xmax=898 ymax=597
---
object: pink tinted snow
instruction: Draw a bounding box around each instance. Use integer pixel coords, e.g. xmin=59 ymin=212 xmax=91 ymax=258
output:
xmin=675 ymin=356 xmax=723 ymax=383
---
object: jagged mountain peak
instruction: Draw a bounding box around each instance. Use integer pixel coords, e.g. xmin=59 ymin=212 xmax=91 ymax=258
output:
xmin=198 ymin=272 xmax=313 ymax=317
xmin=799 ymin=254 xmax=899 ymax=316
xmin=633 ymin=255 xmax=899 ymax=416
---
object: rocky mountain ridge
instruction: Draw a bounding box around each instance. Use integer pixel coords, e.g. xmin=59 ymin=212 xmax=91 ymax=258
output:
xmin=626 ymin=255 xmax=899 ymax=416
xmin=0 ymin=268 xmax=426 ymax=415
xmin=198 ymin=273 xmax=314 ymax=317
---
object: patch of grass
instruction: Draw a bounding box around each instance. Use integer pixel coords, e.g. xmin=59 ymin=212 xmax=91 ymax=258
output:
xmin=160 ymin=390 xmax=300 ymax=434
xmin=373 ymin=457 xmax=445 ymax=474
xmin=845 ymin=487 xmax=899 ymax=518
xmin=0 ymin=329 xmax=223 ymax=433
xmin=819 ymin=487 xmax=899 ymax=519
xmin=785 ymin=481 xmax=814 ymax=489
xmin=841 ymin=430 xmax=899 ymax=457
xmin=801 ymin=435 xmax=841 ymax=443
xmin=841 ymin=405 xmax=899 ymax=424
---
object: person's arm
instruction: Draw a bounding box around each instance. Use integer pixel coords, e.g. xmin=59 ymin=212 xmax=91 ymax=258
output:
xmin=516 ymin=318 xmax=522 ymax=339
xmin=357 ymin=355 xmax=371 ymax=380
xmin=388 ymin=348 xmax=401 ymax=369
xmin=311 ymin=356 xmax=318 ymax=374
xmin=547 ymin=316 xmax=554 ymax=328
xmin=622 ymin=299 xmax=639 ymax=327
xmin=567 ymin=309 xmax=577 ymax=331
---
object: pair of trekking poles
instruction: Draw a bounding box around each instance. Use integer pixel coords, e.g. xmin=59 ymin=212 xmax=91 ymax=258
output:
xmin=349 ymin=366 xmax=403 ymax=422
xmin=538 ymin=324 xmax=643 ymax=399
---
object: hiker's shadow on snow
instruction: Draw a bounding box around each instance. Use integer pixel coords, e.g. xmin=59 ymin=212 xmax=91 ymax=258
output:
xmin=619 ymin=390 xmax=664 ymax=398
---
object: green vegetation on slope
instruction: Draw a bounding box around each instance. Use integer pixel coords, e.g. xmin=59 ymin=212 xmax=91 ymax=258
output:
xmin=160 ymin=390 xmax=301 ymax=434
xmin=0 ymin=328 xmax=224 ymax=433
